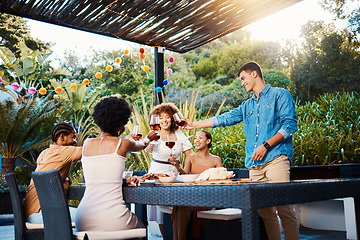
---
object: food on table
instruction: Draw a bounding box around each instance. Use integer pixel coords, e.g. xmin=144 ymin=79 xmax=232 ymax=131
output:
xmin=196 ymin=167 xmax=234 ymax=181
xmin=139 ymin=173 xmax=169 ymax=181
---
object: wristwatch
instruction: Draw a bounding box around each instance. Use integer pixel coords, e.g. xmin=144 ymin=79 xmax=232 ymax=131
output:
xmin=263 ymin=141 xmax=270 ymax=150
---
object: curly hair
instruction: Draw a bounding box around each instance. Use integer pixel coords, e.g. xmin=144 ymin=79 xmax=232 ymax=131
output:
xmin=51 ymin=122 xmax=75 ymax=142
xmin=92 ymin=96 xmax=132 ymax=136
xmin=149 ymin=102 xmax=180 ymax=132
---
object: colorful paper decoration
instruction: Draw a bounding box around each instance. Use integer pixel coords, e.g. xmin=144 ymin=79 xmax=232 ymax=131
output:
xmin=95 ymin=72 xmax=102 ymax=79
xmin=83 ymin=79 xmax=90 ymax=85
xmin=115 ymin=58 xmax=121 ymax=64
xmin=39 ymin=88 xmax=47 ymax=95
xmin=147 ymin=78 xmax=154 ymax=84
xmin=11 ymin=82 xmax=19 ymax=90
xmin=55 ymin=87 xmax=62 ymax=94
xmin=28 ymin=87 xmax=36 ymax=94
xmin=106 ymin=65 xmax=113 ymax=72
xmin=155 ymin=86 xmax=162 ymax=93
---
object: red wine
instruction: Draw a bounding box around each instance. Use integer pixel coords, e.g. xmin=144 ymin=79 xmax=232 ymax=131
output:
xmin=136 ymin=134 xmax=143 ymax=138
xmin=155 ymin=135 xmax=160 ymax=141
xmin=176 ymin=120 xmax=186 ymax=127
xmin=150 ymin=124 xmax=160 ymax=130
xmin=166 ymin=141 xmax=175 ymax=149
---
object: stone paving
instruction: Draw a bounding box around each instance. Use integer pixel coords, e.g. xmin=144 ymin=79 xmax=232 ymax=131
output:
xmin=0 ymin=214 xmax=347 ymax=240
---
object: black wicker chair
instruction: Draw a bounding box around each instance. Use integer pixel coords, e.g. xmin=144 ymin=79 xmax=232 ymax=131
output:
xmin=31 ymin=169 xmax=146 ymax=240
xmin=5 ymin=173 xmax=44 ymax=240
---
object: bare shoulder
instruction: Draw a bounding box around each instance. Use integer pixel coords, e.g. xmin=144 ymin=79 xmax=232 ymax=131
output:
xmin=210 ymin=154 xmax=222 ymax=167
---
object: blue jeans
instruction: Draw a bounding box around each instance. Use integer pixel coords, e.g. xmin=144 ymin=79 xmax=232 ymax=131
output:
xmin=26 ymin=206 xmax=77 ymax=224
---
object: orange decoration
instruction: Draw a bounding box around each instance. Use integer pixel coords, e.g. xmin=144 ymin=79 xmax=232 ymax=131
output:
xmin=106 ymin=65 xmax=113 ymax=72
xmin=83 ymin=79 xmax=90 ymax=85
xmin=55 ymin=87 xmax=62 ymax=94
xmin=143 ymin=65 xmax=149 ymax=72
xmin=39 ymin=88 xmax=47 ymax=95
xmin=115 ymin=57 xmax=121 ymax=64
xmin=140 ymin=53 xmax=145 ymax=59
xmin=70 ymin=83 xmax=77 ymax=90
xmin=124 ymin=49 xmax=130 ymax=55
xmin=95 ymin=72 xmax=102 ymax=79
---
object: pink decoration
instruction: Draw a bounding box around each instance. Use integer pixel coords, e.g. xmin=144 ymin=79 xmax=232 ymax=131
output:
xmin=0 ymin=77 xmax=2 ymax=83
xmin=28 ymin=87 xmax=37 ymax=94
xmin=168 ymin=57 xmax=175 ymax=63
xmin=11 ymin=82 xmax=19 ymax=90
xmin=166 ymin=68 xmax=173 ymax=75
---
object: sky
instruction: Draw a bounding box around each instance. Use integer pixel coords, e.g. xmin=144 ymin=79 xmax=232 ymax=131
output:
xmin=26 ymin=0 xmax=337 ymax=65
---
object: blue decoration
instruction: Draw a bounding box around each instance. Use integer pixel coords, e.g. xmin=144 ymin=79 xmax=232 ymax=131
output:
xmin=155 ymin=86 xmax=162 ymax=93
xmin=163 ymin=79 xmax=168 ymax=85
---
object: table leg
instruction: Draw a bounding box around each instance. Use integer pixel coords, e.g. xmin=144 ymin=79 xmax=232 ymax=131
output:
xmin=242 ymin=209 xmax=260 ymax=240
xmin=354 ymin=197 xmax=360 ymax=238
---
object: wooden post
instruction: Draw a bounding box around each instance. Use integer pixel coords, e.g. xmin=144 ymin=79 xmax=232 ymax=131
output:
xmin=154 ymin=47 xmax=164 ymax=105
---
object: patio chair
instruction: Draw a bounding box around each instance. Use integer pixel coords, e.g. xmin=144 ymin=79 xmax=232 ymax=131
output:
xmin=31 ymin=169 xmax=146 ymax=240
xmin=5 ymin=173 xmax=44 ymax=240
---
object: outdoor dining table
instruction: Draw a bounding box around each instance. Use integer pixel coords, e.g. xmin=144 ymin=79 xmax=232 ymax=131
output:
xmin=68 ymin=178 xmax=360 ymax=240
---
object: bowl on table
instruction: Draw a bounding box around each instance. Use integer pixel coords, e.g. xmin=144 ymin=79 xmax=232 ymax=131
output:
xmin=176 ymin=174 xmax=199 ymax=183
xmin=159 ymin=176 xmax=176 ymax=183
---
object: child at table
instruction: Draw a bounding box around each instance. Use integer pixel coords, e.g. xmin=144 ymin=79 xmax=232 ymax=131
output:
xmin=170 ymin=130 xmax=222 ymax=240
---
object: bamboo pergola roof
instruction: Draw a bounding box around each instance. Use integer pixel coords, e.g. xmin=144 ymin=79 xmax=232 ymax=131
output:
xmin=0 ymin=0 xmax=302 ymax=53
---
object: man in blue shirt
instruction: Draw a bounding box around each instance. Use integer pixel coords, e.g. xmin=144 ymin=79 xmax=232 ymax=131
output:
xmin=184 ymin=62 xmax=299 ymax=240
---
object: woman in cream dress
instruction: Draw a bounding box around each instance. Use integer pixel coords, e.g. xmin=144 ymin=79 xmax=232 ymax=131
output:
xmin=145 ymin=102 xmax=194 ymax=237
xmin=75 ymin=96 xmax=158 ymax=231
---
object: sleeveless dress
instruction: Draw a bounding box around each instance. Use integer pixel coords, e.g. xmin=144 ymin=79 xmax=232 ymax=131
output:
xmin=75 ymin=139 xmax=143 ymax=231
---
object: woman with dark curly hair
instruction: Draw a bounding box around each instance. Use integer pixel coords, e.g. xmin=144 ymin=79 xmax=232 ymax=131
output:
xmin=145 ymin=102 xmax=194 ymax=237
xmin=75 ymin=96 xmax=158 ymax=232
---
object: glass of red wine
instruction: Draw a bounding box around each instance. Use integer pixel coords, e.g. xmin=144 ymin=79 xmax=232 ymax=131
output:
xmin=166 ymin=134 xmax=176 ymax=156
xmin=132 ymin=125 xmax=142 ymax=140
xmin=149 ymin=114 xmax=160 ymax=141
xmin=173 ymin=112 xmax=186 ymax=127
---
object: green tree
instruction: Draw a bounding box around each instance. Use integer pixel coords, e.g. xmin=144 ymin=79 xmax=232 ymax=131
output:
xmin=320 ymin=0 xmax=360 ymax=34
xmin=0 ymin=95 xmax=59 ymax=182
xmin=0 ymin=13 xmax=51 ymax=57
xmin=291 ymin=20 xmax=360 ymax=101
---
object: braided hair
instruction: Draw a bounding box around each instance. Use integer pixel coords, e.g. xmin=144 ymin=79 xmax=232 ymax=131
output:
xmin=51 ymin=122 xmax=75 ymax=142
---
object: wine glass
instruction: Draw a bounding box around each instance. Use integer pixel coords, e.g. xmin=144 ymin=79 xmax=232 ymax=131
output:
xmin=173 ymin=112 xmax=186 ymax=127
xmin=132 ymin=125 xmax=142 ymax=140
xmin=166 ymin=134 xmax=176 ymax=175
xmin=166 ymin=134 xmax=176 ymax=157
xmin=149 ymin=114 xmax=160 ymax=141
